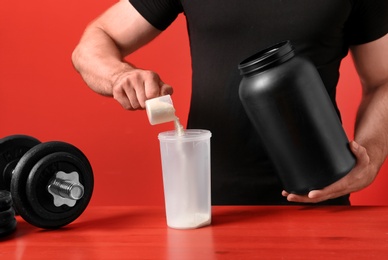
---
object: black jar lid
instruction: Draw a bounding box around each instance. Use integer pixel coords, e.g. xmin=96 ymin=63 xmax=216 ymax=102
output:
xmin=238 ymin=41 xmax=294 ymax=75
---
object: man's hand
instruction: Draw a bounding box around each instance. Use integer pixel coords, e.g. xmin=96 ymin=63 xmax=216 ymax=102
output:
xmin=282 ymin=141 xmax=376 ymax=203
xmin=112 ymin=67 xmax=173 ymax=110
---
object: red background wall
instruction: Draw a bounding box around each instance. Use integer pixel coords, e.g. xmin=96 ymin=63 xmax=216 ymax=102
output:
xmin=1 ymin=1 xmax=386 ymax=205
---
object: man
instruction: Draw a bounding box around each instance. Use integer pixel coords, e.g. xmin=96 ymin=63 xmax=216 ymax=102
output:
xmin=72 ymin=0 xmax=388 ymax=205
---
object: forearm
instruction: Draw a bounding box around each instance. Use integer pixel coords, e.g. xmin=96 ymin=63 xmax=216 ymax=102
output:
xmin=354 ymin=82 xmax=388 ymax=173
xmin=72 ymin=26 xmax=131 ymax=96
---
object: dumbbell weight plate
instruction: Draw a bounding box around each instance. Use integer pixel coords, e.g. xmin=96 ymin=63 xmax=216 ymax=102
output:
xmin=0 ymin=219 xmax=17 ymax=238
xmin=0 ymin=135 xmax=41 ymax=190
xmin=0 ymin=207 xmax=16 ymax=223
xmin=0 ymin=207 xmax=17 ymax=237
xmin=0 ymin=189 xmax=13 ymax=209
xmin=11 ymin=141 xmax=94 ymax=229
xmin=26 ymin=151 xmax=93 ymax=227
xmin=0 ymin=190 xmax=17 ymax=237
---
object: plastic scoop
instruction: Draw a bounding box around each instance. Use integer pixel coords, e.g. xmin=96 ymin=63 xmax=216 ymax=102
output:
xmin=145 ymin=95 xmax=184 ymax=135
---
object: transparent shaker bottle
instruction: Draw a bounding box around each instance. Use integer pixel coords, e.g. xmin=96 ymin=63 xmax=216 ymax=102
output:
xmin=146 ymin=95 xmax=212 ymax=229
xmin=158 ymin=130 xmax=212 ymax=229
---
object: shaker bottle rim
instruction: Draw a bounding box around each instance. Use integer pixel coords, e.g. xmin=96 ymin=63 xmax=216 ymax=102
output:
xmin=158 ymin=129 xmax=211 ymax=142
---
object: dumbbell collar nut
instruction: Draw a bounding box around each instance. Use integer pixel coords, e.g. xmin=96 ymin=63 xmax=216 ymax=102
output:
xmin=47 ymin=171 xmax=84 ymax=207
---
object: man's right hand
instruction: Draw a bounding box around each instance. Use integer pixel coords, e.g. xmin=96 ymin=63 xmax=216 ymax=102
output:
xmin=112 ymin=66 xmax=173 ymax=110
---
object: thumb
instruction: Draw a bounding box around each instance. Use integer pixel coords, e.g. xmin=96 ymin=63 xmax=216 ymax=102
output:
xmin=160 ymin=82 xmax=173 ymax=96
xmin=350 ymin=140 xmax=370 ymax=167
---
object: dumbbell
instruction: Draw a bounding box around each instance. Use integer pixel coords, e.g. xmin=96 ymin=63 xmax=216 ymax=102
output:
xmin=0 ymin=135 xmax=93 ymax=235
xmin=0 ymin=190 xmax=17 ymax=237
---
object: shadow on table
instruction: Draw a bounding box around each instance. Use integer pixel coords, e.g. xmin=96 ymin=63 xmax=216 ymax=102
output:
xmin=0 ymin=217 xmax=36 ymax=241
xmin=210 ymin=205 xmax=380 ymax=226
xmin=1 ymin=207 xmax=156 ymax=240
xmin=211 ymin=206 xmax=286 ymax=226
xmin=65 ymin=207 xmax=160 ymax=231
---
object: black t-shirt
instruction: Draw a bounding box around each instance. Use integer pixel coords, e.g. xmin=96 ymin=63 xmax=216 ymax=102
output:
xmin=129 ymin=0 xmax=388 ymax=205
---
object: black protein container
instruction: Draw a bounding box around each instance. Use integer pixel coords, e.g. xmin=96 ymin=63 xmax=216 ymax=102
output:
xmin=238 ymin=41 xmax=356 ymax=194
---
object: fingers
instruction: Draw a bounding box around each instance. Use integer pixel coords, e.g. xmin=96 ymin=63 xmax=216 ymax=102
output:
xmin=112 ymin=68 xmax=172 ymax=110
xmin=282 ymin=190 xmax=338 ymax=203
xmin=281 ymin=141 xmax=373 ymax=204
xmin=281 ymin=190 xmax=289 ymax=197
xmin=113 ymin=85 xmax=137 ymax=110
xmin=282 ymin=175 xmax=350 ymax=203
xmin=160 ymin=83 xmax=173 ymax=96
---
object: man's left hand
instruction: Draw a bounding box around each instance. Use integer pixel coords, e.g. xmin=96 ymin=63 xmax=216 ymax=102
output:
xmin=282 ymin=141 xmax=376 ymax=203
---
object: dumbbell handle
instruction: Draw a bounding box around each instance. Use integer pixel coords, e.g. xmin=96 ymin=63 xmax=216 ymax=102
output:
xmin=48 ymin=178 xmax=84 ymax=200
xmin=47 ymin=171 xmax=84 ymax=207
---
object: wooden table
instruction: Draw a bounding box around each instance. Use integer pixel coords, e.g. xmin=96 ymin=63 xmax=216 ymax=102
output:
xmin=1 ymin=206 xmax=388 ymax=259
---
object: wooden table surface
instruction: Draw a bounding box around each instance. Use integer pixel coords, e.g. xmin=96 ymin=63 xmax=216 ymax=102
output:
xmin=1 ymin=206 xmax=388 ymax=259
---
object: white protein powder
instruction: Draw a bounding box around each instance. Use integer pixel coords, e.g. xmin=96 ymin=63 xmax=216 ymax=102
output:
xmin=167 ymin=212 xmax=211 ymax=229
